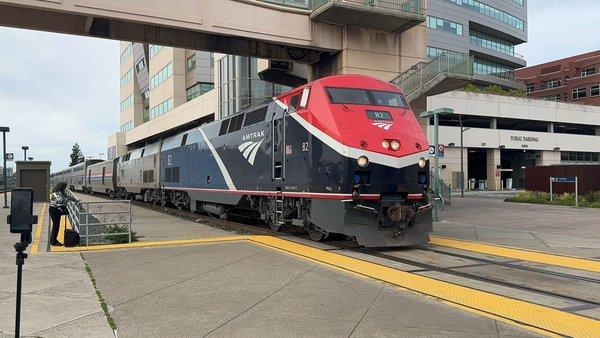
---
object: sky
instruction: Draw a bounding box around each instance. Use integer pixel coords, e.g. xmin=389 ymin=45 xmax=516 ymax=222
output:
xmin=0 ymin=27 xmax=119 ymax=171
xmin=1 ymin=0 xmax=599 ymax=172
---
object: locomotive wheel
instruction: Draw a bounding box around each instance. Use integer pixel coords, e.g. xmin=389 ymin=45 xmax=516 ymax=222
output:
xmin=307 ymin=225 xmax=329 ymax=242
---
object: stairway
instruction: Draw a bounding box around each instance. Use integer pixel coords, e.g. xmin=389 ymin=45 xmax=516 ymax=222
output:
xmin=391 ymin=51 xmax=474 ymax=103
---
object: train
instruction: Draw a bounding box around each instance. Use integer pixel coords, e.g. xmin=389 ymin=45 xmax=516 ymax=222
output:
xmin=51 ymin=74 xmax=432 ymax=247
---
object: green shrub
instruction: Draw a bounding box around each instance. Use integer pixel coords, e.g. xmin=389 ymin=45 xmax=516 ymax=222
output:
xmin=105 ymin=225 xmax=138 ymax=244
xmin=505 ymin=191 xmax=600 ymax=208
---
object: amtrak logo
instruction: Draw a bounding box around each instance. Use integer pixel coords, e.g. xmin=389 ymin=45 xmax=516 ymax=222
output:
xmin=372 ymin=122 xmax=393 ymax=130
xmin=238 ymin=139 xmax=264 ymax=165
xmin=241 ymin=130 xmax=265 ymax=141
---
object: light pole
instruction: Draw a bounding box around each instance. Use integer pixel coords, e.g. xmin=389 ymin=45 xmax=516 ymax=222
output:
xmin=458 ymin=115 xmax=470 ymax=198
xmin=1 ymin=126 xmax=9 ymax=208
xmin=21 ymin=146 xmax=29 ymax=161
xmin=420 ymin=108 xmax=454 ymax=221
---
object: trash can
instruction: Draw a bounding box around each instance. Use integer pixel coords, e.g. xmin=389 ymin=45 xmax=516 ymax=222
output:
xmin=506 ymin=178 xmax=513 ymax=189
xmin=478 ymin=180 xmax=486 ymax=190
xmin=469 ymin=178 xmax=476 ymax=190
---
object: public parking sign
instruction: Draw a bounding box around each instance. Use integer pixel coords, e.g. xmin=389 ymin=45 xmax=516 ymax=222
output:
xmin=5 ymin=153 xmax=14 ymax=161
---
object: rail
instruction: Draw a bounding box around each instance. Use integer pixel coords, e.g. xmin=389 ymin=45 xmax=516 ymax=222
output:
xmin=392 ymin=51 xmax=474 ymax=102
xmin=64 ymin=191 xmax=132 ymax=246
xmin=312 ymin=0 xmax=423 ymax=14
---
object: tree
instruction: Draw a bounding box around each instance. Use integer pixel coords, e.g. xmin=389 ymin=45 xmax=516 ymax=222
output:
xmin=69 ymin=143 xmax=84 ymax=166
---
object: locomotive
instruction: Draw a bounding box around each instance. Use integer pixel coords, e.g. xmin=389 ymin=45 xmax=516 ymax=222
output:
xmin=52 ymin=74 xmax=432 ymax=247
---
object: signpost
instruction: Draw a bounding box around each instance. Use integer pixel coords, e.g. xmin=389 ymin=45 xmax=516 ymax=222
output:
xmin=550 ymin=176 xmax=578 ymax=207
xmin=1 ymin=126 xmax=9 ymax=209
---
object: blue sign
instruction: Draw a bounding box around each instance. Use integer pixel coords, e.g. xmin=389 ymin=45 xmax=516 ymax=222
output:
xmin=551 ymin=176 xmax=576 ymax=183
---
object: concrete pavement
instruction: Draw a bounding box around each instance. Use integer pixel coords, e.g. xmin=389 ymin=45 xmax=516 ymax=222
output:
xmin=436 ymin=195 xmax=600 ymax=258
xmin=82 ymin=240 xmax=540 ymax=337
xmin=0 ymin=202 xmax=113 ymax=337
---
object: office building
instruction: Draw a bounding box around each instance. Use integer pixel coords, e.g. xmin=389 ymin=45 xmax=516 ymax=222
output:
xmin=516 ymin=50 xmax=600 ymax=106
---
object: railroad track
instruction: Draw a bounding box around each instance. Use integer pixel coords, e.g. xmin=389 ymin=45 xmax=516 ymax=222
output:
xmin=83 ymin=193 xmax=600 ymax=317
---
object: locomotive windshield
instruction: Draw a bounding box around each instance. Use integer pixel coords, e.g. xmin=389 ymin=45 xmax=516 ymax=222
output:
xmin=326 ymin=87 xmax=407 ymax=108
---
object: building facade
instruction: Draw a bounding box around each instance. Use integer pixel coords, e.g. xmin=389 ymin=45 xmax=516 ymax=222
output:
xmin=429 ymin=91 xmax=600 ymax=190
xmin=427 ymin=0 xmax=527 ymax=87
xmin=515 ymin=50 xmax=600 ymax=106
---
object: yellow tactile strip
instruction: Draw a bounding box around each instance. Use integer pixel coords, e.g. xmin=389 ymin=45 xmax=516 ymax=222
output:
xmin=429 ymin=235 xmax=600 ymax=273
xmin=52 ymin=235 xmax=599 ymax=337
xmin=30 ymin=203 xmax=47 ymax=254
xmin=50 ymin=235 xmax=248 ymax=252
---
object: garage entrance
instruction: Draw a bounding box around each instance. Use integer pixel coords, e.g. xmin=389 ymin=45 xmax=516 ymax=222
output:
xmin=467 ymin=148 xmax=487 ymax=190
xmin=500 ymin=149 xmax=537 ymax=189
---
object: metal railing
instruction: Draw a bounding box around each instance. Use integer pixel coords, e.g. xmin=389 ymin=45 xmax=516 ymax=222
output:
xmin=429 ymin=172 xmax=451 ymax=221
xmin=64 ymin=193 xmax=132 ymax=246
xmin=312 ymin=0 xmax=423 ymax=15
xmin=392 ymin=51 xmax=474 ymax=102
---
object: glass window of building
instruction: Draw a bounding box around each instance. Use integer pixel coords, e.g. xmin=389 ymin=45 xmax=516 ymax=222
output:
xmin=119 ymin=43 xmax=132 ymax=64
xmin=120 ymin=120 xmax=134 ymax=132
xmin=186 ymin=54 xmax=196 ymax=72
xmin=469 ymin=30 xmax=516 ymax=57
xmin=263 ymin=0 xmax=310 ymax=8
xmin=136 ymin=59 xmax=146 ymax=72
xmin=149 ymin=98 xmax=174 ymax=120
xmin=120 ymin=94 xmax=133 ymax=112
xmin=546 ymin=79 xmax=561 ymax=89
xmin=542 ymin=94 xmax=560 ymax=101
xmin=427 ymin=16 xmax=463 ymax=35
xmin=473 ymin=58 xmax=515 ymax=79
xmin=149 ymin=44 xmax=163 ymax=59
xmin=149 ymin=62 xmax=173 ymax=90
xmin=142 ymin=90 xmax=150 ymax=100
xmin=572 ymin=87 xmax=587 ymax=99
xmin=591 ymin=85 xmax=600 ymax=97
xmin=218 ymin=55 xmax=290 ymax=118
xmin=446 ymin=0 xmax=524 ymax=30
xmin=120 ymin=68 xmax=133 ymax=88
xmin=581 ymin=67 xmax=596 ymax=77
xmin=561 ymin=152 xmax=600 ymax=165
xmin=525 ymin=83 xmax=534 ymax=93
xmin=186 ymin=82 xmax=214 ymax=101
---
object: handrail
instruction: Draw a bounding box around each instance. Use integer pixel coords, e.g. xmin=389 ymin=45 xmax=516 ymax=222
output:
xmin=312 ymin=0 xmax=424 ymax=15
xmin=391 ymin=51 xmax=474 ymax=101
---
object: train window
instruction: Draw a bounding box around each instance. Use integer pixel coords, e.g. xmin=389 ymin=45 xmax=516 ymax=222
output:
xmin=164 ymin=167 xmax=171 ymax=182
xmin=289 ymin=95 xmax=300 ymax=109
xmin=181 ymin=134 xmax=188 ymax=146
xmin=243 ymin=106 xmax=268 ymax=127
xmin=326 ymin=87 xmax=407 ymax=108
xmin=219 ymin=119 xmax=230 ymax=136
xmin=140 ymin=149 xmax=145 ymax=157
xmin=326 ymin=88 xmax=370 ymax=105
xmin=370 ymin=90 xmax=407 ymax=108
xmin=102 ymin=167 xmax=105 ymax=184
xmin=171 ymin=167 xmax=180 ymax=183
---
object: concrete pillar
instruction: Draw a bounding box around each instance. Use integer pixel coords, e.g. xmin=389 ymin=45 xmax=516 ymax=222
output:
xmin=536 ymin=150 xmax=561 ymax=166
xmin=548 ymin=122 xmax=554 ymax=133
xmin=486 ymin=148 xmax=501 ymax=191
xmin=596 ymin=126 xmax=600 ymax=136
xmin=490 ymin=117 xmax=497 ymax=129
xmin=310 ymin=24 xmax=427 ymax=82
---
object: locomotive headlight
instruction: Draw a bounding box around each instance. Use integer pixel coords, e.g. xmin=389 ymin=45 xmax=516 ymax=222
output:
xmin=357 ymin=156 xmax=369 ymax=168
xmin=418 ymin=157 xmax=426 ymax=168
xmin=381 ymin=139 xmax=390 ymax=149
xmin=390 ymin=139 xmax=401 ymax=151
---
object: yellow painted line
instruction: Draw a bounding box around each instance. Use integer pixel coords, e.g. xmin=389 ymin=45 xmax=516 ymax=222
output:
xmin=50 ymin=235 xmax=248 ymax=253
xmin=30 ymin=203 xmax=47 ymax=254
xmin=249 ymin=236 xmax=600 ymax=337
xmin=429 ymin=235 xmax=600 ymax=273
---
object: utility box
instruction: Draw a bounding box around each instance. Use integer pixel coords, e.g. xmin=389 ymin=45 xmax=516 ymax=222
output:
xmin=15 ymin=161 xmax=51 ymax=202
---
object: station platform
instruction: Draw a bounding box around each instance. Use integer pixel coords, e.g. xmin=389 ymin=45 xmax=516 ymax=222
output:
xmin=0 ymin=193 xmax=599 ymax=337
